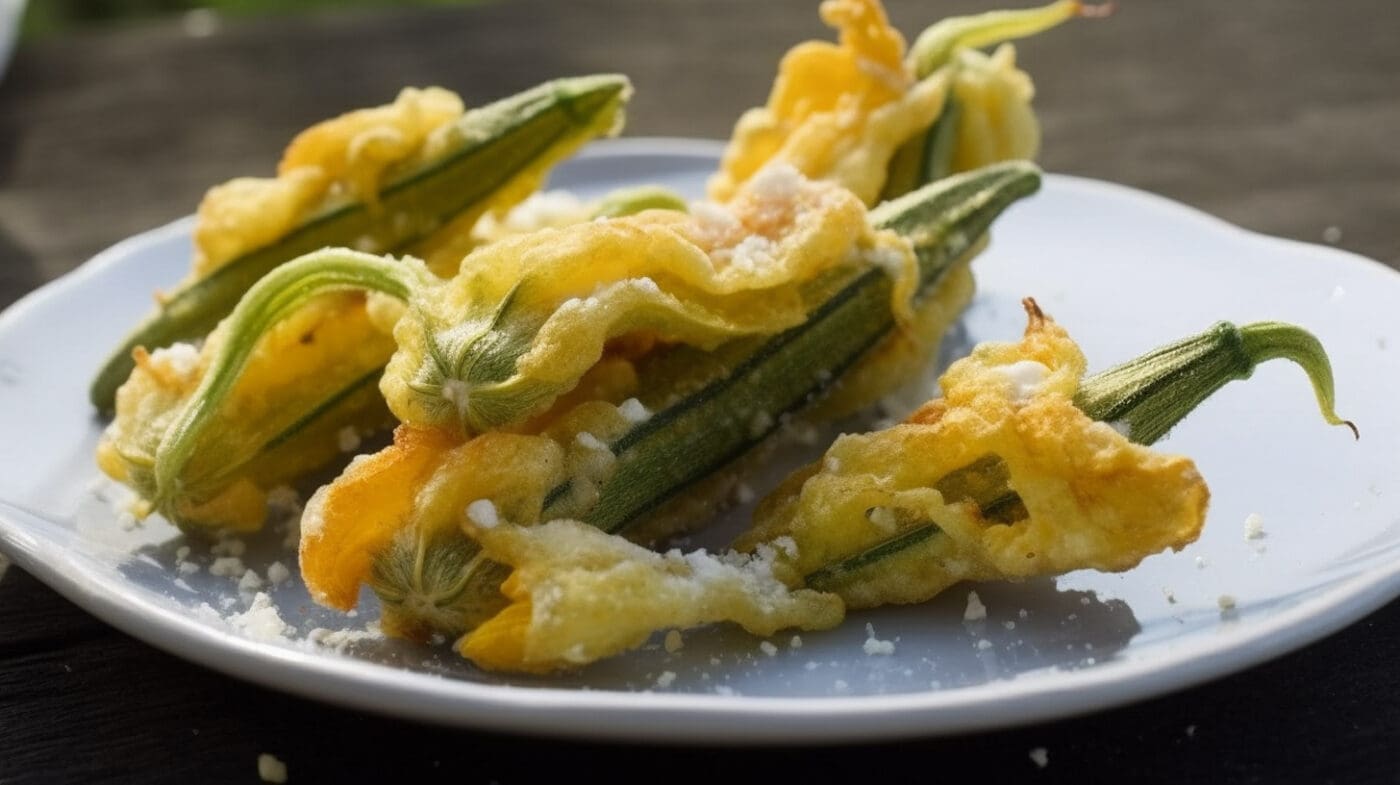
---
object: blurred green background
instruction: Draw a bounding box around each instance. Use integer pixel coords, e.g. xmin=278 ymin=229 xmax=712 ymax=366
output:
xmin=21 ymin=0 xmax=485 ymax=39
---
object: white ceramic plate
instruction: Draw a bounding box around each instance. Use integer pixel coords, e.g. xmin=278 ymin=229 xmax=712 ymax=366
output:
xmin=2 ymin=139 xmax=1397 ymax=743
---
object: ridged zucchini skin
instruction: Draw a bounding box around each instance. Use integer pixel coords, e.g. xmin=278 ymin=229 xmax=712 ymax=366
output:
xmin=89 ymin=74 xmax=631 ymax=411
xmin=561 ymin=162 xmax=1042 ymax=534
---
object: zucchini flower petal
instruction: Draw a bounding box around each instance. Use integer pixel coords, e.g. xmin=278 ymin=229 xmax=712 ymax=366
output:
xmin=194 ymin=86 xmax=465 ymax=279
xmin=302 ymin=359 xmax=643 ymax=636
xmin=382 ymin=166 xmax=917 ymax=435
xmin=709 ymin=0 xmax=946 ymax=205
xmin=459 ymin=519 xmax=842 ymax=673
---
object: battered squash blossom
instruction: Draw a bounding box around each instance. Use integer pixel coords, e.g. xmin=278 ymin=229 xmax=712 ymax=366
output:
xmin=454 ymin=300 xmax=1352 ymax=673
xmin=97 ymin=76 xmax=633 ymax=531
xmin=711 ymin=0 xmax=1105 ymax=205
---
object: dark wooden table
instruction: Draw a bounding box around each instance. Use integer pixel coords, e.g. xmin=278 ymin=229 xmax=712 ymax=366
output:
xmin=2 ymin=1 xmax=1397 ymax=782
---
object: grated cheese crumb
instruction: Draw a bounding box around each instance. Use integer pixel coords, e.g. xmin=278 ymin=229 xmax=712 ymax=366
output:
xmin=238 ymin=569 xmax=264 ymax=594
xmin=663 ymin=630 xmax=684 ymax=654
xmin=618 ymin=397 xmax=650 ymax=424
xmin=1243 ymin=512 xmax=1266 ymax=540
xmin=336 ymin=426 xmax=362 ymax=453
xmin=1217 ymin=594 xmax=1237 ymax=612
xmin=789 ymin=635 xmax=803 ymax=649
xmin=576 ymin=431 xmax=610 ymax=452
xmin=862 ymin=623 xmax=895 ymax=655
xmin=996 ymin=360 xmax=1050 ymax=404
xmin=229 ymin=593 xmax=291 ymax=643
xmin=307 ymin=625 xmax=383 ymax=652
xmin=655 ymin=671 xmax=677 ymax=689
xmin=759 ymin=641 xmax=778 ymax=657
xmin=746 ymin=163 xmax=804 ymax=203
xmin=1195 ymin=556 xmax=1208 ymax=569
xmin=1029 ymin=747 xmax=1048 ymax=769
xmin=257 ymin=753 xmax=288 ymax=784
xmin=867 ymin=507 xmax=899 ymax=534
xmin=149 ymin=342 xmax=201 ymax=380
xmin=267 ymin=561 xmax=291 ymax=585
xmin=976 ymin=639 xmax=993 ymax=651
xmin=209 ymin=556 xmax=246 ymax=578
xmin=963 ymin=590 xmax=987 ymax=621
xmin=466 ymin=499 xmax=499 ymax=529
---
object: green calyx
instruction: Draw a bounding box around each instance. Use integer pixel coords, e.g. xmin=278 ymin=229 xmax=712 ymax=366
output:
xmin=150 ymin=249 xmax=430 ymax=510
xmin=1074 ymin=320 xmax=1358 ymax=444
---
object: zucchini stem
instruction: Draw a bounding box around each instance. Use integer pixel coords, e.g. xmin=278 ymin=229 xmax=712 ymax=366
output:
xmin=908 ymin=0 xmax=1111 ymax=78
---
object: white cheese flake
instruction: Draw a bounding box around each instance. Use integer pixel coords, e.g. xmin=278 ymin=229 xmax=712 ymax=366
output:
xmin=963 ymin=590 xmax=987 ymax=622
xmin=1243 ymin=512 xmax=1266 ymax=540
xmin=759 ymin=641 xmax=778 ymax=657
xmin=746 ymin=162 xmax=803 ymax=203
xmin=663 ymin=630 xmax=684 ymax=654
xmin=267 ymin=561 xmax=292 ymax=585
xmin=575 ymin=431 xmax=610 ymax=452
xmin=209 ymin=556 xmax=246 ymax=578
xmin=1217 ymin=594 xmax=1237 ymax=612
xmin=996 ymin=360 xmax=1051 ymax=404
xmin=862 ymin=623 xmax=895 ymax=656
xmin=617 ymin=397 xmax=650 ymax=424
xmin=238 ymin=569 xmax=264 ymax=594
xmin=229 ymin=593 xmax=291 ymax=643
xmin=1029 ymin=747 xmax=1049 ymax=769
xmin=466 ymin=499 xmax=499 ymax=529
xmin=789 ymin=635 xmax=804 ymax=649
xmin=148 ymin=342 xmax=201 ymax=380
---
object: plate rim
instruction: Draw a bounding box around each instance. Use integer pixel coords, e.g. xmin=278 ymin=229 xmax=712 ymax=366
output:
xmin=1 ymin=137 xmax=1398 ymax=744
